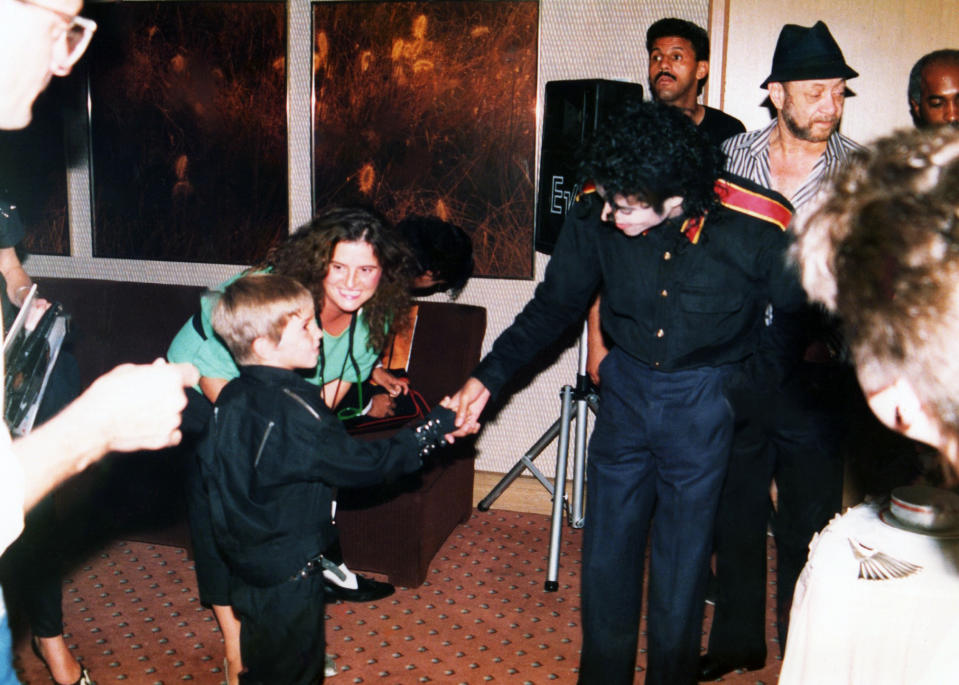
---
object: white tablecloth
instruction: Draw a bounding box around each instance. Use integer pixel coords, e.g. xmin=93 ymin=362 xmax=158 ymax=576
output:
xmin=780 ymin=501 xmax=959 ymax=684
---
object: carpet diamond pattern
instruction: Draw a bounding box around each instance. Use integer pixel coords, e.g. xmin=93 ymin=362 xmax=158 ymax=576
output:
xmin=11 ymin=510 xmax=781 ymax=684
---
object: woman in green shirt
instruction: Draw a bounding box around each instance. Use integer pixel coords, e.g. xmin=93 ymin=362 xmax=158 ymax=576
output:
xmin=168 ymin=207 xmax=414 ymax=683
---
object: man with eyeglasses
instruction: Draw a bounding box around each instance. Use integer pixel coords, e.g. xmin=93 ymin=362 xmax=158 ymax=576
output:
xmin=0 ymin=0 xmax=95 ymax=130
xmin=1 ymin=2 xmax=198 ymax=684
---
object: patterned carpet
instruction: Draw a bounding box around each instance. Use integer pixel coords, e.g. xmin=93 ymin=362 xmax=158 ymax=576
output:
xmin=9 ymin=510 xmax=782 ymax=684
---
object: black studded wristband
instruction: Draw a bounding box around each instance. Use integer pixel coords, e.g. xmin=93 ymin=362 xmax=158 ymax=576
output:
xmin=413 ymin=406 xmax=456 ymax=457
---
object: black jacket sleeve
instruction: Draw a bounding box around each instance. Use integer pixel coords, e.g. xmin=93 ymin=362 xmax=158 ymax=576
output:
xmin=474 ymin=199 xmax=603 ymax=398
xmin=242 ymin=387 xmax=427 ymax=489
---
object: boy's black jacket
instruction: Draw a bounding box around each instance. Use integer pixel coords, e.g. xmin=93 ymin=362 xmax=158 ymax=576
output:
xmin=197 ymin=364 xmax=425 ymax=588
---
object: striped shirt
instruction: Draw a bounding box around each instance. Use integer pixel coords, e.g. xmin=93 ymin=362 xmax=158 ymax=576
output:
xmin=721 ymin=120 xmax=864 ymax=214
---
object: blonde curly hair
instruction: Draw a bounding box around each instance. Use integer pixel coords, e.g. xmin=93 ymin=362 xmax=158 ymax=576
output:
xmin=791 ymin=127 xmax=959 ymax=433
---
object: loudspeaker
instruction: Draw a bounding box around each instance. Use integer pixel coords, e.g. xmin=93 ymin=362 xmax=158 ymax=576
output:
xmin=535 ymin=79 xmax=644 ymax=254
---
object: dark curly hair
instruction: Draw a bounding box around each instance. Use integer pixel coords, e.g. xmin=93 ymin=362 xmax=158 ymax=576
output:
xmin=261 ymin=206 xmax=415 ymax=354
xmin=396 ymin=215 xmax=474 ymax=298
xmin=578 ymin=100 xmax=723 ymax=219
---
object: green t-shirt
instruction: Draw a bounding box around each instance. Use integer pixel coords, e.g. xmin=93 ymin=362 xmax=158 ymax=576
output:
xmin=167 ymin=271 xmax=379 ymax=388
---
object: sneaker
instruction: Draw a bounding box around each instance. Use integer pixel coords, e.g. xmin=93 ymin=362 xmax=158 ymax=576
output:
xmin=325 ymin=653 xmax=338 ymax=678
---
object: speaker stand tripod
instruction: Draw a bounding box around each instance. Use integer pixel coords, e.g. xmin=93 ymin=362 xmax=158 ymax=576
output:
xmin=477 ymin=323 xmax=599 ymax=591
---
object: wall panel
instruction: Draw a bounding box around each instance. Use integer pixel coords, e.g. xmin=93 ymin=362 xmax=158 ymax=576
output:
xmin=22 ymin=0 xmax=711 ymax=477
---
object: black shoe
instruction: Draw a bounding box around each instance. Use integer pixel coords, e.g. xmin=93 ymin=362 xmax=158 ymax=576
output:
xmin=697 ymin=653 xmax=765 ymax=681
xmin=323 ymin=573 xmax=395 ymax=602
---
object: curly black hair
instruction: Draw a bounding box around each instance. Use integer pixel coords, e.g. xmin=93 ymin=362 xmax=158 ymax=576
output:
xmin=396 ymin=215 xmax=474 ymax=297
xmin=646 ymin=18 xmax=709 ymax=61
xmin=578 ymin=100 xmax=723 ymax=219
xmin=261 ymin=206 xmax=415 ymax=354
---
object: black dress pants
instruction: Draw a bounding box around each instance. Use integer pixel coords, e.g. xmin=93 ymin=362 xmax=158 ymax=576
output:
xmin=0 ymin=351 xmax=80 ymax=637
xmin=708 ymin=368 xmax=844 ymax=660
xmin=578 ymin=351 xmax=734 ymax=685
xmin=233 ymin=573 xmax=327 ymax=685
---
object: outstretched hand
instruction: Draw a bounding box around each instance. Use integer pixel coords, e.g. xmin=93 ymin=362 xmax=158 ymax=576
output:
xmin=14 ymin=359 xmax=200 ymax=512
xmin=443 ymin=377 xmax=490 ymax=440
xmin=82 ymin=359 xmax=200 ymax=455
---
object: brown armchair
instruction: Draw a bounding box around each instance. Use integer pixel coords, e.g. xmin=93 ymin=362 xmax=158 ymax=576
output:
xmin=337 ymin=300 xmax=486 ymax=587
xmin=34 ymin=278 xmax=485 ymax=587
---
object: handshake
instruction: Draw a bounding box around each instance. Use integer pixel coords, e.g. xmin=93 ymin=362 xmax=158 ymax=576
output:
xmin=437 ymin=377 xmax=490 ymax=442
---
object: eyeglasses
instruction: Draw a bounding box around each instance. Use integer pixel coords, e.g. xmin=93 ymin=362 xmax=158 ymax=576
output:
xmin=58 ymin=15 xmax=96 ymax=68
xmin=15 ymin=0 xmax=97 ymax=70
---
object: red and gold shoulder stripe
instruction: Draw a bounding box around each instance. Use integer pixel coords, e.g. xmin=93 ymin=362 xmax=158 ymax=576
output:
xmin=714 ymin=179 xmax=792 ymax=232
xmin=682 ymin=215 xmax=706 ymax=244
xmin=576 ymin=180 xmax=597 ymax=202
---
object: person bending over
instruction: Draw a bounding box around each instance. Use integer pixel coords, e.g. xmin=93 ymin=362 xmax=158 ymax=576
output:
xmin=194 ymin=273 xmax=454 ymax=684
xmin=447 ymin=100 xmax=803 ymax=685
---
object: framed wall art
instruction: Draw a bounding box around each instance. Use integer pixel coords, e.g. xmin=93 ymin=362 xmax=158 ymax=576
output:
xmin=86 ymin=1 xmax=288 ymax=264
xmin=312 ymin=1 xmax=539 ymax=278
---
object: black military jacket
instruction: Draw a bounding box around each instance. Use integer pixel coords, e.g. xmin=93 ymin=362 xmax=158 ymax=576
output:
xmin=197 ymin=365 xmax=424 ymax=587
xmin=474 ymin=174 xmax=804 ymax=398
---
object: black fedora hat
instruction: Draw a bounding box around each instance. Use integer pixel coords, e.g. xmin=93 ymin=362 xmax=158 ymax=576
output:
xmin=760 ymin=20 xmax=858 ymax=88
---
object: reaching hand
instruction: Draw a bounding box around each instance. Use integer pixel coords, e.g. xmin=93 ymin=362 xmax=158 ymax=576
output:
xmin=80 ymin=359 xmax=200 ymax=455
xmin=367 ymin=392 xmax=396 ymax=418
xmin=371 ymin=366 xmax=410 ymax=397
xmin=445 ymin=377 xmax=490 ymax=439
xmin=13 ymin=359 xmax=201 ymax=512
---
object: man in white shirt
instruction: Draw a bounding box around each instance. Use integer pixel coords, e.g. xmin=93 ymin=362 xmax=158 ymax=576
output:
xmin=0 ymin=1 xmax=199 ymax=680
xmin=701 ymin=21 xmax=863 ymax=681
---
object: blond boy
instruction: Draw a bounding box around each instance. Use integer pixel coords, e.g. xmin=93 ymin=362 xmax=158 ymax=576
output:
xmin=195 ymin=273 xmax=454 ymax=684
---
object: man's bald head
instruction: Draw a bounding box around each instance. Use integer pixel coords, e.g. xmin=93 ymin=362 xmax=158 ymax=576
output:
xmin=909 ymin=50 xmax=959 ymax=129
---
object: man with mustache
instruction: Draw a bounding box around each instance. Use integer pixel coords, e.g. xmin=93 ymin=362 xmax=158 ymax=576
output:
xmin=646 ymin=17 xmax=745 ymax=148
xmin=909 ymin=49 xmax=959 ymax=129
xmin=700 ymin=21 xmax=863 ymax=681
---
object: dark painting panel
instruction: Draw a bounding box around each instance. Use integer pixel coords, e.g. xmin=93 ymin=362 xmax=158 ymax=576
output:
xmin=87 ymin=2 xmax=287 ymax=264
xmin=0 ymin=79 xmax=72 ymax=256
xmin=313 ymin=1 xmax=538 ymax=278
